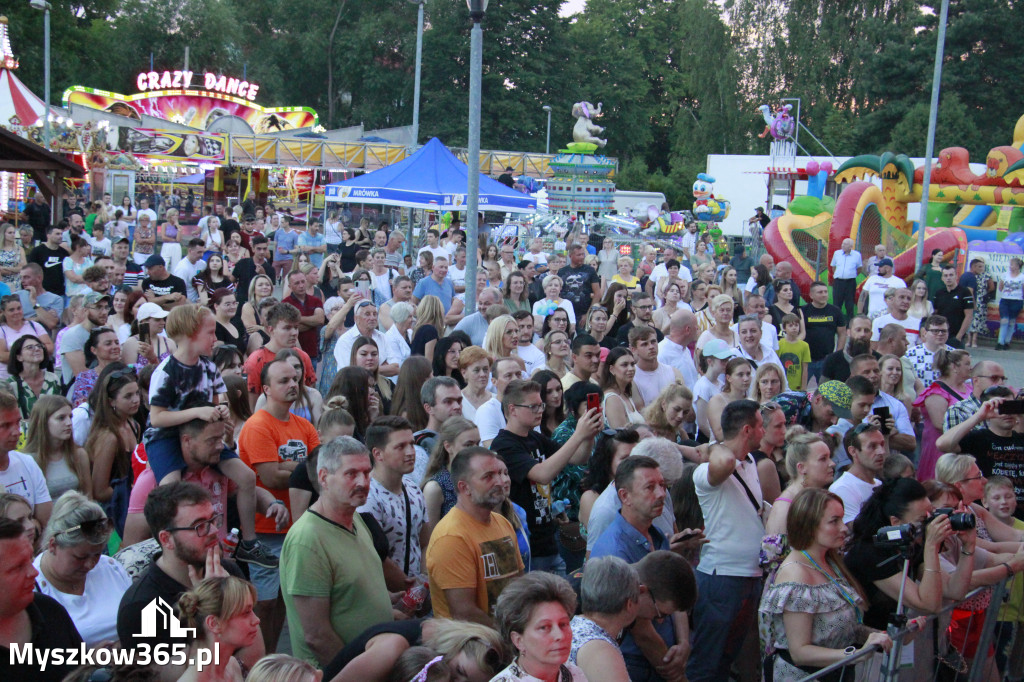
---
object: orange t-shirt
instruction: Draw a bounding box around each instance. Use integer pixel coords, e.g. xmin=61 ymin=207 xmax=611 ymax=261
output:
xmin=244 ymin=346 xmax=316 ymax=395
xmin=238 ymin=409 xmax=320 ymax=534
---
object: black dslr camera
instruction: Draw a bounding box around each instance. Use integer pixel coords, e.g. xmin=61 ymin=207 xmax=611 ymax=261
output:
xmin=873 ymin=508 xmax=975 ymax=548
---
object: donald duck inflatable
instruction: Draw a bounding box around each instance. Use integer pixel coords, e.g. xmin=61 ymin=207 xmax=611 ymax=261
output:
xmin=692 ymin=173 xmax=730 ymax=222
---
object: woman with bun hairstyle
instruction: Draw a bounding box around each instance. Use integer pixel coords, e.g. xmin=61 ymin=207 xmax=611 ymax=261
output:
xmin=176 ymin=576 xmax=262 ymax=682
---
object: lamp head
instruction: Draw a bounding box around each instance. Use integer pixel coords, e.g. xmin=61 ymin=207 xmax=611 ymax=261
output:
xmin=542 ymin=105 xmax=552 ymax=113
xmin=29 ymin=0 xmax=51 ymax=11
xmin=467 ymin=0 xmax=488 ymax=21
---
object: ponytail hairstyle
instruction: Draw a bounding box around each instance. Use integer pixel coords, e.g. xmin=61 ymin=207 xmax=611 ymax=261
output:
xmin=851 ymin=477 xmax=928 ymax=545
xmin=934 ymin=348 xmax=970 ymax=378
xmin=176 ymin=576 xmax=257 ymax=643
xmin=784 ymin=431 xmax=827 ymax=481
xmin=423 ymin=416 xmax=478 ymax=483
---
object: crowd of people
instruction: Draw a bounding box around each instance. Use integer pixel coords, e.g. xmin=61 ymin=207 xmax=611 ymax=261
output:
xmin=2 ymin=197 xmax=1024 ymax=682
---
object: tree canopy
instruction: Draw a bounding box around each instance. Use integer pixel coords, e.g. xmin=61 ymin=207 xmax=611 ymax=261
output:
xmin=5 ymin=0 xmax=1023 ymax=208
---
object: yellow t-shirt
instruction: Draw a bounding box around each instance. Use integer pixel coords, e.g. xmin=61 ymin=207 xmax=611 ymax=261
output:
xmin=611 ymin=274 xmax=640 ymax=289
xmin=999 ymin=518 xmax=1024 ymax=622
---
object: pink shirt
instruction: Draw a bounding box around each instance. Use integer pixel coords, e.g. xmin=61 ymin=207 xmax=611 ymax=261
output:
xmin=127 ymin=465 xmax=237 ymax=540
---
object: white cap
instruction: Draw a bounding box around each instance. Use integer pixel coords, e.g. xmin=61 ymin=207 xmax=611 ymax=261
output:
xmin=136 ymin=302 xmax=170 ymax=320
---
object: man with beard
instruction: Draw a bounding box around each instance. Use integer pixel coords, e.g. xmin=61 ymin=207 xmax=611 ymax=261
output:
xmin=615 ymin=291 xmax=664 ymax=345
xmin=281 ymin=436 xmax=393 ymax=666
xmin=562 ymin=333 xmax=602 ymax=391
xmin=513 ymin=310 xmax=546 ymax=375
xmin=822 ymin=314 xmax=876 ymax=383
xmin=870 ymin=286 xmax=921 ymax=346
xmin=829 ymin=423 xmax=886 ymax=526
xmin=848 ymin=354 xmax=917 ymax=454
xmin=59 ymin=291 xmax=110 ymax=386
xmin=239 ymin=359 xmax=320 ymax=652
xmin=426 ymin=446 xmax=523 ymax=624
xmin=117 ymin=483 xmax=262 ymax=675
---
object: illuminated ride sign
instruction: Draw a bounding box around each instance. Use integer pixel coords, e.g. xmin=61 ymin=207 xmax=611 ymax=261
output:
xmin=135 ymin=70 xmax=260 ymax=102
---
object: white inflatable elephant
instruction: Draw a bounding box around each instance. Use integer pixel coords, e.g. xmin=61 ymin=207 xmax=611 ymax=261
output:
xmin=572 ymin=101 xmax=606 ymax=148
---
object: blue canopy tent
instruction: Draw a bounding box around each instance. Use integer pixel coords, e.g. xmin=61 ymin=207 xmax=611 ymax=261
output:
xmin=323 ymin=137 xmax=537 ymax=213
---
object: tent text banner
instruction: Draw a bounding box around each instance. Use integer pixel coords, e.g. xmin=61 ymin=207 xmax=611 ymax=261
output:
xmin=135 ymin=71 xmax=260 ymax=102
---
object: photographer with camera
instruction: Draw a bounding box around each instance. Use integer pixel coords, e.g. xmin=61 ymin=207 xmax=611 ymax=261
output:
xmin=844 ymin=478 xmax=974 ymax=632
xmin=936 ymin=387 xmax=1024 ymax=522
xmin=936 ymin=452 xmax=1024 ymax=549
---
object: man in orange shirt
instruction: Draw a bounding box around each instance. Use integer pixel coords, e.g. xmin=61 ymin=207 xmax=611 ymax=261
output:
xmin=239 ymin=358 xmax=320 ymax=652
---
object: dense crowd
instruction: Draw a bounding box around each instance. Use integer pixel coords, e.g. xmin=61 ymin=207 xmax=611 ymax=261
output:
xmin=2 ymin=193 xmax=1024 ymax=682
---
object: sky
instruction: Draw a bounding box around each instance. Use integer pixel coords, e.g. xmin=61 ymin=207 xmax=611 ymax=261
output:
xmin=560 ymin=0 xmax=586 ymax=16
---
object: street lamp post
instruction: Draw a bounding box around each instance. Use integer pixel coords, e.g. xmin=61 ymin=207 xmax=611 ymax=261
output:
xmin=916 ymin=0 xmax=950 ymax=269
xmin=543 ymin=105 xmax=552 ymax=155
xmin=464 ymin=0 xmax=488 ymax=315
xmin=30 ymin=0 xmax=51 ymax=150
xmin=409 ymin=0 xmax=425 ymax=147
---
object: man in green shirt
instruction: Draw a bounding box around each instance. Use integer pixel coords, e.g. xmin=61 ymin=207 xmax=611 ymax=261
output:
xmin=280 ymin=436 xmax=393 ymax=666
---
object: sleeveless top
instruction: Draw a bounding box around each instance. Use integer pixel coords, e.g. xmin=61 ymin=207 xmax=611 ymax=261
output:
xmin=45 ymin=456 xmax=80 ymax=500
xmin=569 ymin=615 xmax=618 ymax=666
xmin=429 ymin=469 xmax=458 ymax=519
xmin=603 ymin=391 xmax=646 ymax=427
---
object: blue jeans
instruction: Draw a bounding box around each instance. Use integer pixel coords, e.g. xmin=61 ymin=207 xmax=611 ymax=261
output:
xmin=686 ymin=571 xmax=762 ymax=682
xmin=250 ymin=532 xmax=285 ymax=601
xmin=998 ymin=298 xmax=1023 ymax=344
xmin=623 ymin=653 xmax=663 ymax=682
xmin=530 ymin=552 xmax=567 ymax=578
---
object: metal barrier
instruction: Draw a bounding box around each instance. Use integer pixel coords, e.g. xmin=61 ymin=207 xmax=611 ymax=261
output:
xmin=795 ymin=577 xmax=1014 ymax=682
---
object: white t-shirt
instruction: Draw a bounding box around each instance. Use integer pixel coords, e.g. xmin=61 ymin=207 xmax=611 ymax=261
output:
xmin=871 ymin=313 xmax=921 ymax=344
xmin=737 ymin=343 xmax=784 ymax=373
xmin=173 ymin=257 xmax=207 ymax=302
xmin=634 ymin=362 xmax=679 ymax=407
xmin=383 ymin=324 xmax=411 ymax=368
xmin=694 ymin=455 xmax=763 ymax=577
xmin=526 ymin=250 xmax=549 ymax=266
xmin=650 ymin=262 xmax=693 ymax=290
xmin=477 ymin=397 xmax=506 ymax=444
xmin=418 ymin=245 xmax=450 ymax=263
xmin=449 ymin=264 xmax=467 ymax=289
xmin=335 ymin=327 xmax=388 ymax=369
xmin=517 ymin=343 xmax=546 ymax=376
xmin=658 ymin=338 xmax=699 ymax=388
xmin=862 ymin=275 xmax=906 ymax=316
xmin=829 ymin=472 xmax=881 ymax=524
xmin=136 ymin=208 xmax=158 ymax=225
xmin=1002 ymin=272 xmax=1024 ymax=301
xmin=357 ymin=475 xmax=428 ymax=578
xmin=370 ymin=268 xmax=393 ymax=301
xmin=33 ymin=554 xmax=132 ymax=646
xmin=0 ymin=451 xmax=51 ymax=509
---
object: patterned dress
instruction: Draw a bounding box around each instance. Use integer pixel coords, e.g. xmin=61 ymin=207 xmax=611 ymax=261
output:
xmin=0 ymin=248 xmax=21 ymax=289
xmin=569 ymin=615 xmax=619 ymax=666
xmin=759 ymin=570 xmax=865 ymax=682
xmin=429 ymin=469 xmax=458 ymax=520
xmin=969 ymin=270 xmax=991 ymax=335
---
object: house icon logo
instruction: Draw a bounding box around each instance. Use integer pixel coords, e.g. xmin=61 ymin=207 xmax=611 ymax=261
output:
xmin=134 ymin=597 xmax=197 ymax=639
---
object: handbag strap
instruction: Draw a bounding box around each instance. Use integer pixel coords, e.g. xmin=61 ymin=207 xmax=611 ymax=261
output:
xmin=402 ymin=483 xmax=412 ymax=576
xmin=731 ymin=465 xmax=761 ymax=516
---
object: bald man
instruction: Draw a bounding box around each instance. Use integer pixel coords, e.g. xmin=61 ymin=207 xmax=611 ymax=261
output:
xmin=658 ymin=309 xmax=699 ymax=387
xmin=830 ymin=238 xmax=862 ymax=319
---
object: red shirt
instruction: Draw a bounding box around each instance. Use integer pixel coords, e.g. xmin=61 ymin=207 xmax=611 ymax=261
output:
xmin=283 ymin=293 xmax=324 ymax=359
xmin=244 ymin=345 xmax=316 ymax=395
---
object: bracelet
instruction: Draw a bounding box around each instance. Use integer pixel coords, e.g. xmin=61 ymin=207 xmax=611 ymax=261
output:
xmin=961 ymin=549 xmax=974 ymax=556
xmin=1004 ymin=563 xmax=1013 ymax=579
xmin=923 ymin=567 xmax=942 ymax=573
xmin=269 ymin=500 xmax=285 ymax=506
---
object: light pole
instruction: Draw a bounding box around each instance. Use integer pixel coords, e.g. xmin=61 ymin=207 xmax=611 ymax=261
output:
xmin=916 ymin=0 xmax=950 ymax=269
xmin=464 ymin=0 xmax=488 ymax=315
xmin=408 ymin=0 xmax=426 ymax=147
xmin=543 ymin=105 xmax=552 ymax=155
xmin=29 ymin=0 xmax=51 ymax=150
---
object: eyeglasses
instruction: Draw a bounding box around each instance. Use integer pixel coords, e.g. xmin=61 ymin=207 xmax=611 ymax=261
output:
xmin=960 ymin=474 xmax=986 ymax=483
xmin=513 ymin=403 xmax=545 ymax=413
xmin=589 ymin=305 xmax=608 ymax=313
xmin=355 ymin=300 xmax=375 ymax=309
xmin=108 ymin=368 xmax=137 ymax=382
xmin=166 ymin=513 xmax=224 ymax=537
xmin=928 ymin=328 xmax=949 ymax=335
xmin=20 ymin=344 xmax=44 ymax=352
xmin=975 ymin=374 xmax=1007 ymax=382
xmin=56 ymin=517 xmax=112 ymax=543
xmin=634 ymin=304 xmax=654 ymax=311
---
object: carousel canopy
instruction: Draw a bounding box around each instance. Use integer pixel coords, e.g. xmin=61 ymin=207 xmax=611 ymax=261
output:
xmin=0 ymin=16 xmax=57 ymax=129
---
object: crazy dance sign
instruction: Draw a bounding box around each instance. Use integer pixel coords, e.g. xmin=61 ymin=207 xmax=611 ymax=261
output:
xmin=135 ymin=70 xmax=260 ymax=101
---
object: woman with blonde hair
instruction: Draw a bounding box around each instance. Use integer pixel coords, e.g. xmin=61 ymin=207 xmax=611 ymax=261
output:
xmin=908 ymin=278 xmax=934 ymax=319
xmin=459 ymin=346 xmax=494 ymax=421
xmin=540 ymin=329 xmax=571 ymax=379
xmin=411 ymin=294 xmax=447 ymax=362
xmin=176 ymin=576 xmax=262 ymax=682
xmin=484 ymin=315 xmax=519 ymax=361
xmin=34 ymin=491 xmax=132 ymax=646
xmin=695 ymin=284 xmax=723 ymax=333
xmin=240 ymin=274 xmax=275 ymax=338
xmin=695 ymin=294 xmax=738 ymax=366
xmin=643 ymin=383 xmax=695 ymax=446
xmin=764 ymin=432 xmax=836 ymax=537
xmin=1 ymin=492 xmax=39 ymax=550
xmin=532 ymin=274 xmax=576 ymax=334
xmin=421 ymin=416 xmax=480 ymax=530
xmin=0 ymin=223 xmax=26 ymax=290
xmin=158 ymin=207 xmax=184 ymax=270
xmin=719 ymin=266 xmax=743 ymax=318
xmin=878 ymin=353 xmax=916 ymax=417
xmin=752 ymin=362 xmax=786 ymax=403
xmin=23 ymin=395 xmax=92 ymax=500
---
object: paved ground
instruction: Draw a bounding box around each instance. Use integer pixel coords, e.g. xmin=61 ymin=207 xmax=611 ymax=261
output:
xmin=967 ymin=340 xmax=1024 ymax=386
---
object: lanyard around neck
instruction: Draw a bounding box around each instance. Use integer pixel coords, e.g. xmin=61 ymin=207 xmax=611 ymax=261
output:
xmin=800 ymin=550 xmax=863 ymax=624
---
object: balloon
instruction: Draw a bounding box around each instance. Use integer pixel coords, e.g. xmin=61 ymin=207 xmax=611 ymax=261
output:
xmin=806 ymin=160 xmax=820 ymax=176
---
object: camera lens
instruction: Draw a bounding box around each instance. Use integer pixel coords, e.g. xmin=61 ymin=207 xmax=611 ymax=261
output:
xmin=948 ymin=512 xmax=976 ymax=531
